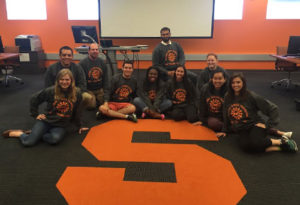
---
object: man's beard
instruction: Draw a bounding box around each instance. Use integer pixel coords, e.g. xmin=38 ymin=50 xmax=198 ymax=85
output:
xmin=162 ymin=37 xmax=170 ymax=43
xmin=90 ymin=53 xmax=98 ymax=60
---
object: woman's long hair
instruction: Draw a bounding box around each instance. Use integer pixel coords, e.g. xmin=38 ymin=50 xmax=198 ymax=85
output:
xmin=208 ymin=69 xmax=227 ymax=96
xmin=143 ymin=66 xmax=161 ymax=91
xmin=227 ymin=72 xmax=248 ymax=101
xmin=172 ymin=65 xmax=194 ymax=99
xmin=54 ymin=69 xmax=77 ymax=103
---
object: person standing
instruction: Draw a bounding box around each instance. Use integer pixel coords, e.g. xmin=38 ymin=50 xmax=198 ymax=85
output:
xmin=152 ymin=27 xmax=197 ymax=83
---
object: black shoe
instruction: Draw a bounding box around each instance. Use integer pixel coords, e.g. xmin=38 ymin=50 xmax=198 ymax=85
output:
xmin=96 ymin=111 xmax=102 ymax=120
xmin=127 ymin=113 xmax=138 ymax=123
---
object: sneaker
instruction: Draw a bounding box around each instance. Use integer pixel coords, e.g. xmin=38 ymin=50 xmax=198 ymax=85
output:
xmin=281 ymin=137 xmax=298 ymax=152
xmin=283 ymin=132 xmax=293 ymax=139
xmin=127 ymin=113 xmax=138 ymax=123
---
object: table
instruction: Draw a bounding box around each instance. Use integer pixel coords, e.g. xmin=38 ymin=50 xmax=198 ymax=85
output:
xmin=0 ymin=53 xmax=19 ymax=62
xmin=270 ymin=54 xmax=300 ymax=65
xmin=270 ymin=54 xmax=300 ymax=89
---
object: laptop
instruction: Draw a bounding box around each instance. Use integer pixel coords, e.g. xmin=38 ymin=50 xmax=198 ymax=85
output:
xmin=287 ymin=36 xmax=300 ymax=57
xmin=100 ymin=40 xmax=113 ymax=48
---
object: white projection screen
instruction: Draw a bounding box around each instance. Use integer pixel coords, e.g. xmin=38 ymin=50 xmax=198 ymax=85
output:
xmin=99 ymin=0 xmax=214 ymax=38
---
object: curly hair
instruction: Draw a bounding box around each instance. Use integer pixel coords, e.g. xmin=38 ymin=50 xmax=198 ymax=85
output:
xmin=143 ymin=66 xmax=162 ymax=91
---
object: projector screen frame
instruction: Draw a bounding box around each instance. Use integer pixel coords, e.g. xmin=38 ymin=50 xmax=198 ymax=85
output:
xmin=98 ymin=0 xmax=215 ymax=39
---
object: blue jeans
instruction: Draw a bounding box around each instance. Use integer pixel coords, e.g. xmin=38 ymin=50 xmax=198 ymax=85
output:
xmin=20 ymin=120 xmax=66 ymax=147
xmin=133 ymin=97 xmax=172 ymax=113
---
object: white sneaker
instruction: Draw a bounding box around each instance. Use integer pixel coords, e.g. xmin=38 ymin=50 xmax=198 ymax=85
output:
xmin=283 ymin=132 xmax=293 ymax=139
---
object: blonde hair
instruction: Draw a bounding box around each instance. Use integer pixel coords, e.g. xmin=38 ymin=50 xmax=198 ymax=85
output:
xmin=54 ymin=69 xmax=77 ymax=103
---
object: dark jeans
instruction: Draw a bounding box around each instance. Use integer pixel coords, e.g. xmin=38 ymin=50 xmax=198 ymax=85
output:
xmin=133 ymin=97 xmax=172 ymax=114
xmin=207 ymin=117 xmax=223 ymax=132
xmin=170 ymin=104 xmax=198 ymax=123
xmin=238 ymin=126 xmax=272 ymax=153
xmin=20 ymin=120 xmax=66 ymax=147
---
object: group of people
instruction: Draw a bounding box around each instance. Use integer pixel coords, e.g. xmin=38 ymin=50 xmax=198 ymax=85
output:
xmin=2 ymin=27 xmax=298 ymax=154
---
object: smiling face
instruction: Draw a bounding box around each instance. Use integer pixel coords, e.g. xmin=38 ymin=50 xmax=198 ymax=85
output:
xmin=206 ymin=55 xmax=218 ymax=70
xmin=60 ymin=49 xmax=73 ymax=67
xmin=88 ymin=43 xmax=100 ymax=60
xmin=59 ymin=74 xmax=72 ymax=90
xmin=212 ymin=72 xmax=226 ymax=90
xmin=231 ymin=77 xmax=244 ymax=95
xmin=148 ymin=68 xmax=158 ymax=83
xmin=122 ymin=63 xmax=134 ymax=79
xmin=175 ymin=66 xmax=185 ymax=82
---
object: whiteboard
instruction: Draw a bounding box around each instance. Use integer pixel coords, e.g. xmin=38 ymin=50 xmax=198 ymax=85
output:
xmin=99 ymin=0 xmax=214 ymax=38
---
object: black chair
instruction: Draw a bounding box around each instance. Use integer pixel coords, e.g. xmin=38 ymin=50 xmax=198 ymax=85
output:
xmin=0 ymin=46 xmax=23 ymax=87
xmin=271 ymin=46 xmax=300 ymax=90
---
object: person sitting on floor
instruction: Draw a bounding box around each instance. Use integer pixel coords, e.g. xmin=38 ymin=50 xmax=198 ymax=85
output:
xmin=193 ymin=70 xmax=228 ymax=131
xmin=98 ymin=60 xmax=138 ymax=122
xmin=166 ymin=65 xmax=198 ymax=123
xmin=218 ymin=72 xmax=297 ymax=153
xmin=133 ymin=66 xmax=172 ymax=119
xmin=2 ymin=69 xmax=88 ymax=146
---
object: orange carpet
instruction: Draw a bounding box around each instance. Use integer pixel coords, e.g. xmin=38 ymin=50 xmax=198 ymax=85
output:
xmin=57 ymin=119 xmax=246 ymax=204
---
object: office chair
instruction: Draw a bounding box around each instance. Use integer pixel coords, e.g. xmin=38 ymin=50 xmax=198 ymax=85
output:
xmin=0 ymin=46 xmax=23 ymax=87
xmin=271 ymin=46 xmax=299 ymax=90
